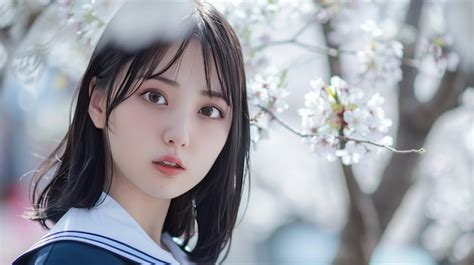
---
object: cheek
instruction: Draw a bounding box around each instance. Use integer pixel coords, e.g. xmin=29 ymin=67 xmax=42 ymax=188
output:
xmin=194 ymin=124 xmax=230 ymax=169
xmin=106 ymin=103 xmax=153 ymax=165
xmin=109 ymin=101 xmax=156 ymax=137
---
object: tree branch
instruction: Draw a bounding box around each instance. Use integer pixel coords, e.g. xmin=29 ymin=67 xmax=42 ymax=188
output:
xmin=256 ymin=105 xmax=425 ymax=154
xmin=419 ymin=67 xmax=471 ymax=129
xmin=322 ymin=21 xmax=342 ymax=77
xmin=333 ymin=162 xmax=381 ymax=264
xmin=399 ymin=0 xmax=425 ymax=113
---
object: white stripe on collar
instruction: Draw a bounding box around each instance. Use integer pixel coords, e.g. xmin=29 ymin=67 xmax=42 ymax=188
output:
xmin=35 ymin=192 xmax=193 ymax=265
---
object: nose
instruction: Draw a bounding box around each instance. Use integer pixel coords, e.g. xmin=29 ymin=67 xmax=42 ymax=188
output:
xmin=163 ymin=113 xmax=190 ymax=148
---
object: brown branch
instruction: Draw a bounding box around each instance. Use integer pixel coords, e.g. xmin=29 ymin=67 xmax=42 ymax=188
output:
xmin=399 ymin=0 xmax=425 ymax=112
xmin=333 ymin=163 xmax=381 ymax=264
xmin=419 ymin=67 xmax=470 ymax=128
xmin=405 ymin=0 xmax=425 ymax=29
xmin=322 ymin=22 xmax=342 ymax=77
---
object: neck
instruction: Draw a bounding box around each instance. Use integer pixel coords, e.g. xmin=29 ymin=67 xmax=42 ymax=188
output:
xmin=106 ymin=175 xmax=171 ymax=249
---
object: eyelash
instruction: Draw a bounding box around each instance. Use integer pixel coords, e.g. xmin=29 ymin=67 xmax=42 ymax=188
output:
xmin=141 ymin=89 xmax=225 ymax=119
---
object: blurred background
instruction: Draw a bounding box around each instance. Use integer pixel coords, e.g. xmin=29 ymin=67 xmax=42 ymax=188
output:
xmin=0 ymin=0 xmax=473 ymax=264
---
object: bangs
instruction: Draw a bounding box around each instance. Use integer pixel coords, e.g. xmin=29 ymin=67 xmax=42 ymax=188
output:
xmin=107 ymin=3 xmax=242 ymax=112
xmin=142 ymin=34 xmax=234 ymax=108
xmin=192 ymin=3 xmax=245 ymax=109
xmin=140 ymin=34 xmax=236 ymax=109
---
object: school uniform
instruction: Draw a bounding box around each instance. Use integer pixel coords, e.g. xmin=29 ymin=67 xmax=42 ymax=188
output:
xmin=13 ymin=192 xmax=193 ymax=264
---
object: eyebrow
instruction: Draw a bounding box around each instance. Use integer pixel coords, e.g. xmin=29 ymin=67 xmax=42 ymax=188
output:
xmin=147 ymin=74 xmax=227 ymax=102
xmin=149 ymin=75 xmax=180 ymax=87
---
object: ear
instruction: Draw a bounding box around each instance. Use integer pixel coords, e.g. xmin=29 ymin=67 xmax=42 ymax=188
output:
xmin=88 ymin=77 xmax=107 ymax=129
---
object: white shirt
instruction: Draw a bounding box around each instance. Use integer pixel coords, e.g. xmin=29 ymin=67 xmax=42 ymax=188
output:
xmin=25 ymin=192 xmax=193 ymax=264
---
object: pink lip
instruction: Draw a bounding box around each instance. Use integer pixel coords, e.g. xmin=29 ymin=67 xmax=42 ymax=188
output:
xmin=153 ymin=162 xmax=185 ymax=176
xmin=153 ymin=155 xmax=185 ymax=177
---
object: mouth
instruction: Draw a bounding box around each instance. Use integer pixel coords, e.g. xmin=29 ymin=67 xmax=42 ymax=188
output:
xmin=154 ymin=160 xmax=184 ymax=169
xmin=153 ymin=154 xmax=186 ymax=176
xmin=152 ymin=162 xmax=185 ymax=176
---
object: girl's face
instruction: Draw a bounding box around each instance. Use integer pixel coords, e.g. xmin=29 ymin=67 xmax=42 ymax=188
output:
xmin=100 ymin=39 xmax=232 ymax=200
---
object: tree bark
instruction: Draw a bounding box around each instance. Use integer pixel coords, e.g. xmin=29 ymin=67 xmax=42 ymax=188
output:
xmin=332 ymin=163 xmax=380 ymax=265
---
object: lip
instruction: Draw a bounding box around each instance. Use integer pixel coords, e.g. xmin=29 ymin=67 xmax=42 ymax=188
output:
xmin=153 ymin=155 xmax=185 ymax=177
xmin=153 ymin=162 xmax=185 ymax=176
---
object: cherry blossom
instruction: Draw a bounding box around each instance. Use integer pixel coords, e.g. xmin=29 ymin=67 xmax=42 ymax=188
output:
xmin=356 ymin=20 xmax=403 ymax=86
xmin=248 ymin=68 xmax=289 ymax=113
xmin=250 ymin=113 xmax=270 ymax=150
xmin=219 ymin=0 xmax=281 ymax=74
xmin=305 ymin=129 xmax=340 ymax=162
xmin=299 ymin=76 xmax=393 ymax=164
xmin=335 ymin=140 xmax=367 ymax=165
xmin=420 ymin=33 xmax=460 ymax=72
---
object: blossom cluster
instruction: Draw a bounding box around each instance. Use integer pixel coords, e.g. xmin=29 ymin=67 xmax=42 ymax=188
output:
xmin=356 ymin=21 xmax=403 ymax=86
xmin=248 ymin=68 xmax=289 ymax=114
xmin=298 ymin=76 xmax=393 ymax=164
xmin=420 ymin=33 xmax=460 ymax=72
xmin=247 ymin=68 xmax=289 ymax=148
xmin=219 ymin=0 xmax=284 ymax=74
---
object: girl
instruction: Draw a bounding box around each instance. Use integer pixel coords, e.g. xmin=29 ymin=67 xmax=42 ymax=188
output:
xmin=13 ymin=1 xmax=250 ymax=264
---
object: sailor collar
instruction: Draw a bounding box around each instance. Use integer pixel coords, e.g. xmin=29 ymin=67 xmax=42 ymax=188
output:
xmin=23 ymin=192 xmax=193 ymax=264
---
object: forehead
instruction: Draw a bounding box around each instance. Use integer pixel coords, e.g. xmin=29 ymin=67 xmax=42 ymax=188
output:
xmin=154 ymin=38 xmax=221 ymax=90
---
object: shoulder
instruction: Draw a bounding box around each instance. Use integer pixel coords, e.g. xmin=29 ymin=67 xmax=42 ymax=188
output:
xmin=13 ymin=240 xmax=138 ymax=265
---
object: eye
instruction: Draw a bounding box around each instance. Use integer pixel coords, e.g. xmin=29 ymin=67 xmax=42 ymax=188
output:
xmin=199 ymin=106 xmax=223 ymax=119
xmin=143 ymin=90 xmax=167 ymax=105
